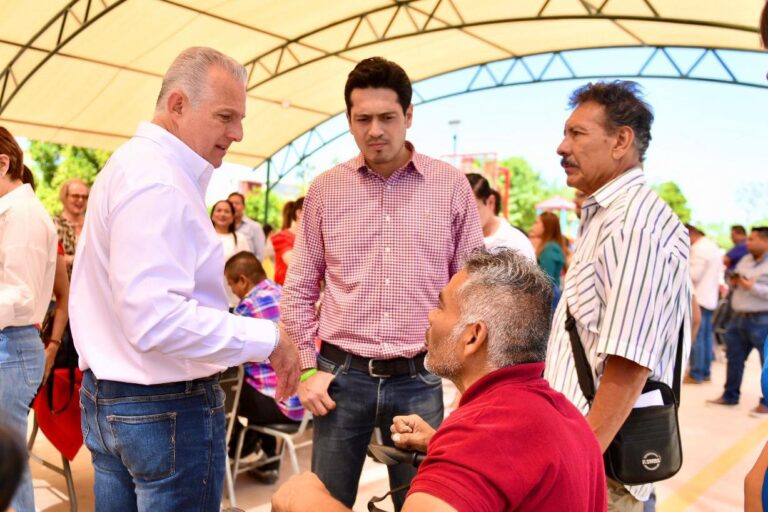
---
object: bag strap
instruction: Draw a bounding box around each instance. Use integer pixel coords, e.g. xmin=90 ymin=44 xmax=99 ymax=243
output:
xmin=565 ymin=307 xmax=684 ymax=407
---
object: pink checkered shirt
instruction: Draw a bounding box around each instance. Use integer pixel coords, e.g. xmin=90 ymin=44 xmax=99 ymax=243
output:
xmin=282 ymin=142 xmax=484 ymax=370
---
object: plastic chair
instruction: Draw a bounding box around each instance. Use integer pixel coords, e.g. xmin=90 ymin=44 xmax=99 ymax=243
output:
xmin=220 ymin=365 xmax=245 ymax=509
xmin=230 ymin=412 xmax=312 ymax=478
xmin=27 ymin=412 xmax=78 ymax=512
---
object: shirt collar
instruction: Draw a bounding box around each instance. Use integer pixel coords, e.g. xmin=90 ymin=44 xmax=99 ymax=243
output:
xmin=459 ymin=362 xmax=545 ymax=407
xmin=0 ymin=183 xmax=35 ymax=216
xmin=135 ymin=122 xmax=214 ymax=193
xmin=353 ymin=141 xmax=424 ymax=177
xmin=583 ymin=167 xmax=646 ymax=212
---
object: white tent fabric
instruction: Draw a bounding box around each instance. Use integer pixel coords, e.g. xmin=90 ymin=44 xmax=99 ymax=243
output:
xmin=0 ymin=0 xmax=763 ymax=166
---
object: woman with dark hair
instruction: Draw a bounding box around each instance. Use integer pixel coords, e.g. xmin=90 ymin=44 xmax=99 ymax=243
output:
xmin=465 ymin=173 xmax=535 ymax=260
xmin=211 ymin=199 xmax=250 ymax=308
xmin=0 ymin=126 xmax=58 ymax=512
xmin=268 ymin=197 xmax=304 ymax=285
xmin=529 ymin=211 xmax=567 ymax=307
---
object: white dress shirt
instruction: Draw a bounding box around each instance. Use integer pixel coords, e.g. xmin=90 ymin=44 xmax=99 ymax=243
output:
xmin=0 ymin=184 xmax=57 ymax=329
xmin=689 ymin=236 xmax=723 ymax=310
xmin=483 ymin=217 xmax=536 ymax=261
xmin=70 ymin=122 xmax=277 ymax=384
xmin=236 ymin=216 xmax=266 ymax=260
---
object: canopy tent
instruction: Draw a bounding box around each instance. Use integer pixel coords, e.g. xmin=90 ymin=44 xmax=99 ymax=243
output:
xmin=0 ymin=0 xmax=763 ymax=168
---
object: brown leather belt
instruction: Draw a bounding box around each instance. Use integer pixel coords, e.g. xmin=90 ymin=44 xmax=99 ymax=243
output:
xmin=320 ymin=343 xmax=426 ymax=378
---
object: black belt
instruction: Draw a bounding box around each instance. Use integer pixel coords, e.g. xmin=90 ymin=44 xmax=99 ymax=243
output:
xmin=735 ymin=311 xmax=768 ymax=317
xmin=320 ymin=343 xmax=425 ymax=378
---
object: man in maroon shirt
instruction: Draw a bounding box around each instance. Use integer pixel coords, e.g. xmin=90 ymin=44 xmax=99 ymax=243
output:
xmin=274 ymin=249 xmax=607 ymax=512
xmin=280 ymin=57 xmax=483 ymax=509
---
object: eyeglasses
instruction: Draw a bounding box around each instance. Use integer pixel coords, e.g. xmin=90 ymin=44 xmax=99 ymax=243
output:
xmin=68 ymin=194 xmax=89 ymax=201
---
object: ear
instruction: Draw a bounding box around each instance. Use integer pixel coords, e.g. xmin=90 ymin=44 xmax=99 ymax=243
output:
xmin=0 ymin=154 xmax=9 ymax=177
xmin=405 ymin=104 xmax=413 ymax=129
xmin=166 ymin=90 xmax=187 ymax=118
xmin=486 ymin=193 xmax=496 ymax=210
xmin=611 ymin=125 xmax=635 ymax=160
xmin=462 ymin=321 xmax=488 ymax=358
xmin=346 ymin=111 xmax=352 ymax=127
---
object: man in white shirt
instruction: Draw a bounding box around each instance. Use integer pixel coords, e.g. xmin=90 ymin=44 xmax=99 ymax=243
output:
xmin=684 ymin=224 xmax=723 ymax=384
xmin=70 ymin=47 xmax=299 ymax=512
xmin=228 ymin=191 xmax=266 ymax=260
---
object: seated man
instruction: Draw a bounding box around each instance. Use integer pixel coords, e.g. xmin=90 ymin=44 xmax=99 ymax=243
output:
xmin=273 ymin=249 xmax=607 ymax=511
xmin=225 ymin=251 xmax=305 ymax=483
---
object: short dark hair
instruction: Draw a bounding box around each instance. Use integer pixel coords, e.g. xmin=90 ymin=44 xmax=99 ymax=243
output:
xmin=0 ymin=126 xmax=24 ymax=182
xmin=731 ymin=225 xmax=747 ymax=235
xmin=227 ymin=192 xmax=245 ymax=203
xmin=761 ymin=1 xmax=768 ymax=48
xmin=753 ymin=226 xmax=768 ymax=239
xmin=344 ymin=57 xmax=412 ymax=115
xmin=685 ymin=224 xmax=702 ymax=236
xmin=225 ymin=251 xmax=267 ymax=284
xmin=569 ymin=80 xmax=654 ymax=162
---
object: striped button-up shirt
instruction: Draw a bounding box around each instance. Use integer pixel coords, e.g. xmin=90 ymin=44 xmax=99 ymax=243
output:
xmin=544 ymin=168 xmax=691 ymax=501
xmin=282 ymin=142 xmax=484 ymax=369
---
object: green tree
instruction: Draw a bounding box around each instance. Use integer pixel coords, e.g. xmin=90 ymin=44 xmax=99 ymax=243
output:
xmin=28 ymin=141 xmax=111 ymax=215
xmin=499 ymin=157 xmax=567 ymax=231
xmin=245 ymin=188 xmax=285 ymax=228
xmin=652 ymin=181 xmax=691 ymax=224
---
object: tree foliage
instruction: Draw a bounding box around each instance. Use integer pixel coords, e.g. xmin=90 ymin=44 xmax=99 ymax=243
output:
xmin=652 ymin=181 xmax=691 ymax=224
xmin=498 ymin=157 xmax=570 ymax=232
xmin=245 ymin=188 xmax=285 ymax=229
xmin=28 ymin=141 xmax=111 ymax=215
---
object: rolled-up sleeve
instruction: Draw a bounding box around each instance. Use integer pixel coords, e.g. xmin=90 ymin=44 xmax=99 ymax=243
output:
xmin=449 ymin=177 xmax=484 ymax=276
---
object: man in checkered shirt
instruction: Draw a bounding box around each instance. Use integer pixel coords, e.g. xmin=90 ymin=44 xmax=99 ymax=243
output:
xmin=280 ymin=57 xmax=483 ymax=509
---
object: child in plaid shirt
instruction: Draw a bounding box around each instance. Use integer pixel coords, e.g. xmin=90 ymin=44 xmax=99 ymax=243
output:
xmin=225 ymin=251 xmax=304 ymax=484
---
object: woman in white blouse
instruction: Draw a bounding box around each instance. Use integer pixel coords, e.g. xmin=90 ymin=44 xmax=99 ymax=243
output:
xmin=210 ymin=199 xmax=250 ymax=309
xmin=0 ymin=126 xmax=57 ymax=512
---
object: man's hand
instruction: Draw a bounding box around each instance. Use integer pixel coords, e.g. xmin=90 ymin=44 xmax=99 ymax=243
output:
xmin=390 ymin=414 xmax=436 ymax=453
xmin=738 ymin=275 xmax=755 ymax=290
xmin=272 ymin=472 xmax=349 ymax=512
xmin=270 ymin=325 xmax=300 ymax=401
xmin=42 ymin=343 xmax=59 ymax=384
xmin=298 ymin=371 xmax=336 ymax=416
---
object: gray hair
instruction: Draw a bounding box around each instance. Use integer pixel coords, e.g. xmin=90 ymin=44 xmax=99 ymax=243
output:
xmin=155 ymin=47 xmax=247 ymax=112
xmin=456 ymin=248 xmax=553 ymax=369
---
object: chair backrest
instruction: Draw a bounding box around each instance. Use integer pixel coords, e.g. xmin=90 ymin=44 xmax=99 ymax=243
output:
xmin=219 ymin=366 xmax=244 ymax=443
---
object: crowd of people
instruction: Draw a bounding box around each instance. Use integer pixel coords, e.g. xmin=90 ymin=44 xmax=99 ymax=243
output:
xmin=0 ymin=6 xmax=767 ymax=511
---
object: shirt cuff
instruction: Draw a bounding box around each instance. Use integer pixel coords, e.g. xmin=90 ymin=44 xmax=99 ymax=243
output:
xmin=299 ymin=347 xmax=317 ymax=370
xmin=237 ymin=316 xmax=279 ymax=363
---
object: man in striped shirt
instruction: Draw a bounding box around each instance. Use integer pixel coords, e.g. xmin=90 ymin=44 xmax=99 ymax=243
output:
xmin=281 ymin=57 xmax=483 ymax=509
xmin=544 ymin=81 xmax=691 ymax=511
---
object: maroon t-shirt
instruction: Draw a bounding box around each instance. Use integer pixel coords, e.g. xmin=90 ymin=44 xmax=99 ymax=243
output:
xmin=408 ymin=363 xmax=607 ymax=512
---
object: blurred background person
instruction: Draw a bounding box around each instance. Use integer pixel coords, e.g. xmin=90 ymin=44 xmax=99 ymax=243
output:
xmin=269 ymin=198 xmax=304 ymax=286
xmin=228 ymin=191 xmax=266 ymax=261
xmin=0 ymin=126 xmax=58 ymax=512
xmin=725 ymin=224 xmax=749 ymax=272
xmin=465 ymin=173 xmax=535 ymax=259
xmin=211 ymin=199 xmax=251 ymax=309
xmin=530 ymin=211 xmax=567 ymax=307
xmin=54 ymin=178 xmax=89 ymax=277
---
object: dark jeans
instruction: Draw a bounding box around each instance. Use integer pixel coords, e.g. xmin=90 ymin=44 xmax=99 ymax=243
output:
xmin=80 ymin=370 xmax=226 ymax=512
xmin=723 ymin=312 xmax=768 ymax=405
xmin=689 ymin=307 xmax=714 ymax=381
xmin=312 ymin=352 xmax=443 ymax=511
xmin=231 ymin=384 xmax=299 ymax=470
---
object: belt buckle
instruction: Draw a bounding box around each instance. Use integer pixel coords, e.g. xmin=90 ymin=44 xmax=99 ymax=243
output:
xmin=368 ymin=359 xmax=390 ymax=378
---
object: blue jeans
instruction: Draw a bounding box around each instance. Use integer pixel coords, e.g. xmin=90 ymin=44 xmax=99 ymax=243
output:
xmin=723 ymin=312 xmax=768 ymax=405
xmin=80 ymin=370 xmax=226 ymax=512
xmin=312 ymin=352 xmax=444 ymax=510
xmin=689 ymin=307 xmax=714 ymax=381
xmin=0 ymin=326 xmax=45 ymax=512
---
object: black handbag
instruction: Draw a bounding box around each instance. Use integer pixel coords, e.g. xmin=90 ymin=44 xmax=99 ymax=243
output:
xmin=565 ymin=308 xmax=683 ymax=485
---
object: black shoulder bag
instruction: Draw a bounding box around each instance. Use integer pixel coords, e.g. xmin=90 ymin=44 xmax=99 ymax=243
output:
xmin=565 ymin=308 xmax=683 ymax=485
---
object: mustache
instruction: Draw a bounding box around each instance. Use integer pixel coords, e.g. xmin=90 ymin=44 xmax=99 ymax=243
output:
xmin=560 ymin=157 xmax=578 ymax=168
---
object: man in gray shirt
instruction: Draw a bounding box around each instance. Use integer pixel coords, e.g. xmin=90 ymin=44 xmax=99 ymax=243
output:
xmin=228 ymin=191 xmax=265 ymax=260
xmin=709 ymin=226 xmax=768 ymax=415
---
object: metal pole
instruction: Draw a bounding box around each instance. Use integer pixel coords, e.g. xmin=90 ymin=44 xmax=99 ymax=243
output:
xmin=264 ymin=159 xmax=271 ymax=226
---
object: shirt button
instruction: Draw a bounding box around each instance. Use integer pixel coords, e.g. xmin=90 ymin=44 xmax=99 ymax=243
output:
xmin=383 ymin=312 xmax=390 ymax=318
xmin=384 ymin=278 xmax=390 ymax=285
xmin=385 ymin=215 xmax=391 ymax=222
xmin=385 ymin=247 xmax=390 ymax=253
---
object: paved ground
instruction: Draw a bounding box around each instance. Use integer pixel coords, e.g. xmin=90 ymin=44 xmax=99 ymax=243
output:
xmin=30 ymin=346 xmax=763 ymax=511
